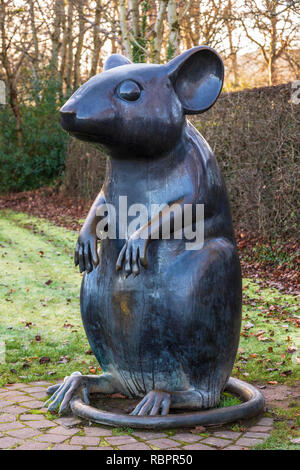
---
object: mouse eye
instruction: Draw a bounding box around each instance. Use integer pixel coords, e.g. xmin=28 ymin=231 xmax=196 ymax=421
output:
xmin=117 ymin=80 xmax=142 ymax=102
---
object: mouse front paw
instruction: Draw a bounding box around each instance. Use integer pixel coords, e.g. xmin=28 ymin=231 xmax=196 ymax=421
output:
xmin=75 ymin=230 xmax=99 ymax=273
xmin=116 ymin=235 xmax=148 ymax=277
xmin=130 ymin=390 xmax=171 ymax=416
xmin=45 ymin=372 xmax=90 ymax=414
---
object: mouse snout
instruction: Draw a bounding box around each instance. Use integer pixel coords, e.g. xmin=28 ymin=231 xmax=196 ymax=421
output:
xmin=60 ymin=101 xmax=77 ymax=132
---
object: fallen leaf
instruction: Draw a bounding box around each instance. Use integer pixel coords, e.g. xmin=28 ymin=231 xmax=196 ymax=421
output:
xmin=109 ymin=393 xmax=126 ymax=399
xmin=39 ymin=356 xmax=51 ymax=364
xmin=57 ymin=355 xmax=70 ymax=364
xmin=190 ymin=426 xmax=206 ymax=434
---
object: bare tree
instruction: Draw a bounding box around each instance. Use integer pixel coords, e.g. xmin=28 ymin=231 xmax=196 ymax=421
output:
xmin=167 ymin=0 xmax=179 ymax=58
xmin=240 ymin=0 xmax=300 ymax=85
xmin=65 ymin=0 xmax=74 ymax=90
xmin=0 ymin=0 xmax=30 ymax=146
xmin=73 ymin=0 xmax=86 ymax=87
xmin=153 ymin=0 xmax=168 ymax=62
xmin=90 ymin=0 xmax=103 ymax=75
xmin=119 ymin=0 xmax=132 ymax=58
xmin=50 ymin=0 xmax=62 ymax=70
xmin=223 ymin=0 xmax=239 ymax=87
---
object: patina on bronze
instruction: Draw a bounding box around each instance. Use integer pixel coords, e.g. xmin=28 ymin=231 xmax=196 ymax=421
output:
xmin=46 ymin=46 xmax=264 ymax=427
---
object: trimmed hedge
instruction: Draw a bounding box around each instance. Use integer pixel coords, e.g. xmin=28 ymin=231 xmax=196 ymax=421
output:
xmin=62 ymin=83 xmax=300 ymax=236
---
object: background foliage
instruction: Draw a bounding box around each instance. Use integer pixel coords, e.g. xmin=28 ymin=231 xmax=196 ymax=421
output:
xmin=0 ymin=74 xmax=68 ymax=192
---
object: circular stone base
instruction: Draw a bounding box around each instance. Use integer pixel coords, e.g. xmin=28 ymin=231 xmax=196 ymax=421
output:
xmin=70 ymin=377 xmax=265 ymax=429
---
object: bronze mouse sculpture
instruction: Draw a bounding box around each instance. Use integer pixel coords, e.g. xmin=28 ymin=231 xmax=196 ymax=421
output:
xmin=46 ymin=46 xmax=243 ymax=419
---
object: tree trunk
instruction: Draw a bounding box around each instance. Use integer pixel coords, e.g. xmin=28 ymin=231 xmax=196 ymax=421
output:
xmin=226 ymin=0 xmax=239 ymax=87
xmin=50 ymin=0 xmax=61 ymax=70
xmin=130 ymin=0 xmax=140 ymax=38
xmin=60 ymin=0 xmax=67 ymax=93
xmin=0 ymin=0 xmax=23 ymax=146
xmin=268 ymin=13 xmax=278 ymax=85
xmin=66 ymin=0 xmax=74 ymax=91
xmin=29 ymin=0 xmax=40 ymax=82
xmin=119 ymin=0 xmax=132 ymax=59
xmin=91 ymin=0 xmax=102 ymax=76
xmin=73 ymin=0 xmax=85 ymax=88
xmin=167 ymin=0 xmax=179 ymax=59
xmin=153 ymin=0 xmax=168 ymax=63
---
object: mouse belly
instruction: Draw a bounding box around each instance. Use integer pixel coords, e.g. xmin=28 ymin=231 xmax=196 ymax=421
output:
xmin=80 ymin=237 xmax=242 ymax=398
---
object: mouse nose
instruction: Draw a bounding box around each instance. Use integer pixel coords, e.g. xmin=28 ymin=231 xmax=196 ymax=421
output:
xmin=60 ymin=102 xmax=77 ymax=131
xmin=60 ymin=99 xmax=77 ymax=114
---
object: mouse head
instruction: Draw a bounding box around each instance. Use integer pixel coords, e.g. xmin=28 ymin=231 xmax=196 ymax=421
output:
xmin=60 ymin=46 xmax=223 ymax=158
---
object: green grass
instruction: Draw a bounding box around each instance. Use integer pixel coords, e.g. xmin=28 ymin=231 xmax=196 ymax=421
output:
xmin=253 ymin=405 xmax=300 ymax=450
xmin=218 ymin=392 xmax=241 ymax=408
xmin=0 ymin=210 xmax=92 ymax=386
xmin=233 ymin=280 xmax=299 ymax=385
xmin=0 ymin=209 xmax=299 ymax=389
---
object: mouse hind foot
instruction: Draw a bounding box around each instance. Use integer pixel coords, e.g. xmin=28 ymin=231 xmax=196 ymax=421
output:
xmin=46 ymin=371 xmax=122 ymax=414
xmin=130 ymin=388 xmax=220 ymax=416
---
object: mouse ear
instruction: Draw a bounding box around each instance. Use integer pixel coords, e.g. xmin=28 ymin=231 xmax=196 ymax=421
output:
xmin=166 ymin=46 xmax=224 ymax=114
xmin=103 ymin=54 xmax=132 ymax=71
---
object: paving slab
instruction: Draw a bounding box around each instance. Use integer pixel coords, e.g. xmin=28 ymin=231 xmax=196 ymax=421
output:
xmin=20 ymin=413 xmax=47 ymax=421
xmin=0 ymin=436 xmax=22 ymax=449
xmin=257 ymin=417 xmax=273 ymax=426
xmin=235 ymin=437 xmax=264 ymax=447
xmin=21 ymin=400 xmax=45 ymax=409
xmin=248 ymin=425 xmax=272 ymax=433
xmin=172 ymin=433 xmax=203 ymax=443
xmin=70 ymin=436 xmax=100 ymax=446
xmin=3 ymin=384 xmax=25 ymax=390
xmin=8 ymin=427 xmax=41 ymax=439
xmin=182 ymin=443 xmax=213 ymax=450
xmin=223 ymin=445 xmax=247 ymax=450
xmin=54 ymin=416 xmax=83 ymax=427
xmin=47 ymin=426 xmax=81 ymax=436
xmin=15 ymin=442 xmax=50 ymax=450
xmin=132 ymin=431 xmax=167 ymax=440
xmin=37 ymin=433 xmax=68 ymax=444
xmin=147 ymin=438 xmax=181 ymax=449
xmin=0 ymin=413 xmax=16 ymax=423
xmin=119 ymin=442 xmax=151 ymax=450
xmin=105 ymin=435 xmax=138 ymax=446
xmin=0 ymin=380 xmax=276 ymax=450
xmin=0 ymin=422 xmax=25 ymax=432
xmin=22 ymin=386 xmax=49 ymax=393
xmin=1 ymin=405 xmax=26 ymax=414
xmin=201 ymin=437 xmax=232 ymax=448
xmin=213 ymin=431 xmax=242 ymax=439
xmin=243 ymin=432 xmax=270 ymax=439
xmin=85 ymin=446 xmax=114 ymax=450
xmin=52 ymin=444 xmax=83 ymax=450
xmin=25 ymin=419 xmax=57 ymax=429
xmin=84 ymin=426 xmax=113 ymax=436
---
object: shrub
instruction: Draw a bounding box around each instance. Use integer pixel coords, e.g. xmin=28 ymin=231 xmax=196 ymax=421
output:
xmin=0 ymin=75 xmax=68 ymax=193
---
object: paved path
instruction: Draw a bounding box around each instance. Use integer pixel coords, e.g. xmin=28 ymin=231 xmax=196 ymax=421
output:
xmin=0 ymin=382 xmax=273 ymax=450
